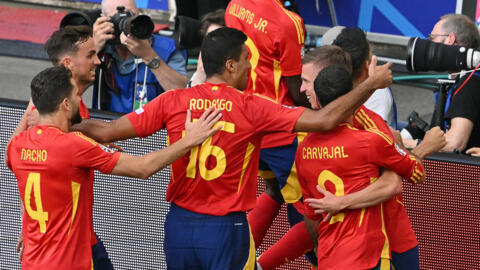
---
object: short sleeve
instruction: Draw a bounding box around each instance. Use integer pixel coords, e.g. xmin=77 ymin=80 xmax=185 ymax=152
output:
xmin=126 ymin=92 xmax=168 ymax=137
xmin=246 ymin=94 xmax=305 ymax=135
xmin=276 ymin=14 xmax=304 ymax=76
xmin=70 ymin=132 xmax=121 ymax=174
xmin=445 ymin=76 xmax=480 ymax=124
xmin=367 ymin=130 xmax=424 ymax=184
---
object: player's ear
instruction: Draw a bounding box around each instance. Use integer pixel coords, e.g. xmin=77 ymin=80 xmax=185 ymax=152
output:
xmin=225 ymin=58 xmax=236 ymax=73
xmin=61 ymin=56 xmax=72 ymax=70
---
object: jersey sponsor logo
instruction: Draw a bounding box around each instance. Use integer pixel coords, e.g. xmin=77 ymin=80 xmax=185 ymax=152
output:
xmin=302 ymin=146 xmax=349 ymax=160
xmin=189 ymin=98 xmax=233 ymax=112
xmin=21 ymin=148 xmax=47 ymax=163
xmin=99 ymin=144 xmax=115 ymax=154
xmin=394 ymin=143 xmax=407 ymax=156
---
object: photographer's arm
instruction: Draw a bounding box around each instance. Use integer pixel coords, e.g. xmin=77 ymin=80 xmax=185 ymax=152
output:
xmin=121 ymin=34 xmax=188 ymax=91
xmin=441 ymin=117 xmax=473 ymax=152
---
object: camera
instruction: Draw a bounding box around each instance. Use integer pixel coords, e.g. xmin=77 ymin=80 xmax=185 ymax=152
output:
xmin=60 ymin=6 xmax=154 ymax=45
xmin=173 ymin=16 xmax=203 ymax=50
xmin=406 ymin=37 xmax=480 ymax=72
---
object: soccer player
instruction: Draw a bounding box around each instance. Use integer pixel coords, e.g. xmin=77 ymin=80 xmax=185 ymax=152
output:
xmin=13 ymin=25 xmax=121 ymax=268
xmin=6 ymin=66 xmax=221 ymax=270
xmin=225 ymin=0 xmax=310 ymax=250
xmin=297 ymin=65 xmax=424 ymax=269
xmin=72 ymin=27 xmax=393 ymax=269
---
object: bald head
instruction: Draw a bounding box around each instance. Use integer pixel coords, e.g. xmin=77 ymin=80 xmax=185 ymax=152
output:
xmin=102 ymin=0 xmax=139 ymax=16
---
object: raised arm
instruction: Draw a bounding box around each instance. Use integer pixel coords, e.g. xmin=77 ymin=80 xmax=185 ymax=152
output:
xmin=110 ymin=109 xmax=222 ymax=179
xmin=72 ymin=115 xmax=136 ymax=143
xmin=294 ymin=58 xmax=393 ymax=132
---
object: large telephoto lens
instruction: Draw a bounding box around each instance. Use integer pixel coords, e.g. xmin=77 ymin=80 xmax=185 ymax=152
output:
xmin=407 ymin=37 xmax=480 ymax=72
xmin=119 ymin=15 xmax=154 ymax=40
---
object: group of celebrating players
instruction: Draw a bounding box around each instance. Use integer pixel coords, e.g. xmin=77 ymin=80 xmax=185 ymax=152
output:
xmin=6 ymin=0 xmax=447 ymax=269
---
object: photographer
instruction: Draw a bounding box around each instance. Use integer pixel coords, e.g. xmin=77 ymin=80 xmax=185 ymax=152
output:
xmin=93 ymin=0 xmax=188 ymax=113
xmin=405 ymin=14 xmax=480 ymax=153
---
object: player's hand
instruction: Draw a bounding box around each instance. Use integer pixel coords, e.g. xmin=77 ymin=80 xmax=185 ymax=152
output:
xmin=466 ymin=147 xmax=480 ymax=157
xmin=184 ymin=108 xmax=222 ymax=147
xmin=304 ymin=185 xmax=346 ymax=221
xmin=419 ymin=127 xmax=446 ymax=155
xmin=367 ymin=55 xmax=393 ymax=90
xmin=93 ymin=15 xmax=115 ymax=52
xmin=120 ymin=33 xmax=155 ymax=60
xmin=16 ymin=231 xmax=24 ymax=262
xmin=105 ymin=142 xmax=124 ymax=152
xmin=26 ymin=106 xmax=39 ymax=129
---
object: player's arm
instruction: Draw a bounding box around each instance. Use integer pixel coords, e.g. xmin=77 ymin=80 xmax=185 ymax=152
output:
xmin=72 ymin=116 xmax=136 ymax=143
xmin=305 ymin=170 xmax=402 ymax=215
xmin=110 ymin=109 xmax=221 ymax=179
xmin=8 ymin=99 xmax=35 ymax=144
xmin=304 ymin=216 xmax=320 ymax=248
xmin=409 ymin=126 xmax=446 ymax=161
xmin=294 ymin=57 xmax=393 ymax=132
xmin=286 ymin=75 xmax=310 ymax=108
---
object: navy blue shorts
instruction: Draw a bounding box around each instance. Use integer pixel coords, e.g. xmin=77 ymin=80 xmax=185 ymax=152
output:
xmin=164 ymin=204 xmax=256 ymax=270
xmin=392 ymin=246 xmax=419 ymax=270
xmin=259 ymin=138 xmax=303 ymax=203
xmin=92 ymin=233 xmax=114 ymax=270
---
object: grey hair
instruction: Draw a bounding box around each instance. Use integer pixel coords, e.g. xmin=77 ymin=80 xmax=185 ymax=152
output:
xmin=441 ymin=14 xmax=480 ymax=49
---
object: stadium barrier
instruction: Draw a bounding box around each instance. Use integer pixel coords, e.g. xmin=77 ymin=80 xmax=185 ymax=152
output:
xmin=1 ymin=98 xmax=479 ymax=269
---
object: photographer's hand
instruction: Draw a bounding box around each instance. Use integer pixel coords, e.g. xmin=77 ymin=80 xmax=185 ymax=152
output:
xmin=93 ymin=16 xmax=115 ymax=52
xmin=120 ymin=33 xmax=188 ymax=90
xmin=367 ymin=55 xmax=393 ymax=90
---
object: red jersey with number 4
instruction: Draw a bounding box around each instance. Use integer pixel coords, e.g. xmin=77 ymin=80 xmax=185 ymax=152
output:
xmin=296 ymin=123 xmax=423 ymax=269
xmin=225 ymin=0 xmax=305 ymax=148
xmin=353 ymin=105 xmax=419 ymax=253
xmin=126 ymin=82 xmax=304 ymax=215
xmin=6 ymin=126 xmax=120 ymax=270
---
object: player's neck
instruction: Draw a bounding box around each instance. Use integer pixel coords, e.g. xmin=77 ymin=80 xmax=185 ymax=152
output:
xmin=206 ymin=75 xmax=229 ymax=86
xmin=37 ymin=113 xmax=71 ymax=133
xmin=73 ymin=79 xmax=89 ymax=96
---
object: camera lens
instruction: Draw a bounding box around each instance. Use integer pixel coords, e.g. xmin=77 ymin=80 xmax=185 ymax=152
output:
xmin=119 ymin=15 xmax=154 ymax=40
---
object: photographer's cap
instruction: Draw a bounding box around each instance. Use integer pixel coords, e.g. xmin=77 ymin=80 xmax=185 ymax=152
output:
xmin=321 ymin=26 xmax=345 ymax=45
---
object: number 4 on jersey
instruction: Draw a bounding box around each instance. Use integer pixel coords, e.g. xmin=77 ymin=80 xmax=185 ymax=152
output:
xmin=24 ymin=172 xmax=49 ymax=233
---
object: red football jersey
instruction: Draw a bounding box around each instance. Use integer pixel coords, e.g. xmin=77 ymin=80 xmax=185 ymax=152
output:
xmin=353 ymin=105 xmax=419 ymax=253
xmin=126 ymin=82 xmax=304 ymax=215
xmin=7 ymin=126 xmax=120 ymax=270
xmin=296 ymin=123 xmax=423 ymax=269
xmin=225 ymin=0 xmax=305 ymax=148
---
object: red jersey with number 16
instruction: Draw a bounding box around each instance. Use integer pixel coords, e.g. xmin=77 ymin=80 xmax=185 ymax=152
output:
xmin=296 ymin=123 xmax=423 ymax=269
xmin=225 ymin=0 xmax=305 ymax=148
xmin=126 ymin=82 xmax=304 ymax=216
xmin=6 ymin=126 xmax=120 ymax=270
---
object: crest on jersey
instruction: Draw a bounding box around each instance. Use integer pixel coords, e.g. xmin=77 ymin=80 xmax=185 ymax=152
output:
xmin=395 ymin=143 xmax=406 ymax=156
xmin=99 ymin=144 xmax=115 ymax=154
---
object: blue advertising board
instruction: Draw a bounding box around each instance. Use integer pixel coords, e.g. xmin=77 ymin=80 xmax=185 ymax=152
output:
xmin=297 ymin=0 xmax=460 ymax=38
xmin=73 ymin=0 xmax=168 ymax=10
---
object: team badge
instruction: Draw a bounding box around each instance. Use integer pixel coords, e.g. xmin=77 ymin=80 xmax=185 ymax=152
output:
xmin=394 ymin=143 xmax=406 ymax=156
xmin=99 ymin=144 xmax=115 ymax=154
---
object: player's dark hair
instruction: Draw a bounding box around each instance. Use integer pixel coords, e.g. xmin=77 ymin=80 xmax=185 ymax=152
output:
xmin=200 ymin=9 xmax=226 ymax=37
xmin=333 ymin=27 xmax=370 ymax=79
xmin=201 ymin=27 xmax=247 ymax=77
xmin=314 ymin=65 xmax=353 ymax=107
xmin=31 ymin=66 xmax=74 ymax=114
xmin=303 ymin=45 xmax=353 ymax=75
xmin=44 ymin=25 xmax=93 ymax=66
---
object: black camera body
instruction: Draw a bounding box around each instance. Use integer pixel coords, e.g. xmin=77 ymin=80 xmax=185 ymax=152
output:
xmin=60 ymin=6 xmax=154 ymax=46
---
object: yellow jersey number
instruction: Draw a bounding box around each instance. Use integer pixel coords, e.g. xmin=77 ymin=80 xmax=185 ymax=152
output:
xmin=183 ymin=121 xmax=255 ymax=186
xmin=317 ymin=170 xmax=345 ymax=224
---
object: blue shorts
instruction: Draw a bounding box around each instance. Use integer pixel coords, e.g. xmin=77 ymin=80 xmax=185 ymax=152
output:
xmin=164 ymin=204 xmax=256 ymax=270
xmin=259 ymin=137 xmax=303 ymax=203
xmin=92 ymin=233 xmax=114 ymax=270
xmin=391 ymin=246 xmax=419 ymax=270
